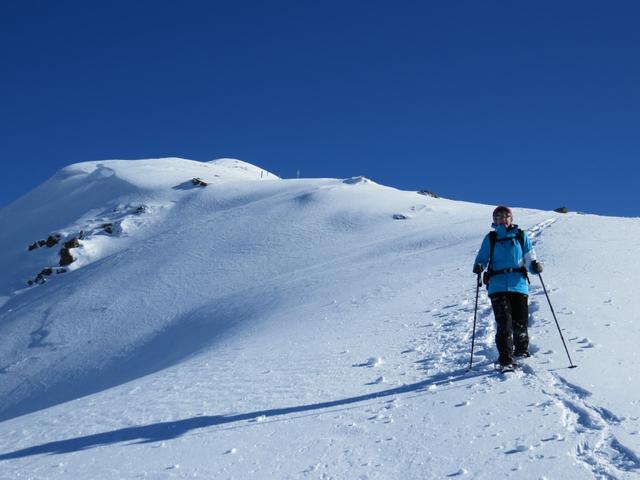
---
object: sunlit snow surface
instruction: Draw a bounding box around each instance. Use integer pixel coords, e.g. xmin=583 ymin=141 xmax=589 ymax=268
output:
xmin=1 ymin=158 xmax=639 ymax=479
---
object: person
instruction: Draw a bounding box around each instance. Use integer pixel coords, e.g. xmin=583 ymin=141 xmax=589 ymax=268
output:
xmin=472 ymin=206 xmax=543 ymax=368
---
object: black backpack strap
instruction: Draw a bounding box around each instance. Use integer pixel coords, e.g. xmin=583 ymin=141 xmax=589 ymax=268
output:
xmin=483 ymin=231 xmax=497 ymax=286
xmin=517 ymin=229 xmax=530 ymax=283
xmin=488 ymin=231 xmax=497 ymax=271
xmin=517 ymin=228 xmax=525 ymax=255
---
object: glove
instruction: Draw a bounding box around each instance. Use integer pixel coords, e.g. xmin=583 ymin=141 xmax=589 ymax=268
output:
xmin=473 ymin=263 xmax=484 ymax=274
xmin=531 ymin=260 xmax=543 ymax=274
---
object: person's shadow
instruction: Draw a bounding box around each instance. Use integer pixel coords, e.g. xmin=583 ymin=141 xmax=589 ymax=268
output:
xmin=0 ymin=365 xmax=494 ymax=461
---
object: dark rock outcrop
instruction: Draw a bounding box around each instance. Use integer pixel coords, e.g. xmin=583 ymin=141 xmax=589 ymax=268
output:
xmin=59 ymin=238 xmax=80 ymax=267
xmin=417 ymin=190 xmax=439 ymax=198
xmin=27 ymin=233 xmax=61 ymax=251
xmin=28 ymin=267 xmax=56 ymax=286
xmin=46 ymin=234 xmax=61 ymax=247
xmin=64 ymin=238 xmax=81 ymax=249
xmin=191 ymin=177 xmax=209 ymax=187
xmin=59 ymin=249 xmax=74 ymax=267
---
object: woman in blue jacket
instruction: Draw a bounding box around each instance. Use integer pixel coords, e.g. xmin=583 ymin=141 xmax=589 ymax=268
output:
xmin=473 ymin=206 xmax=543 ymax=368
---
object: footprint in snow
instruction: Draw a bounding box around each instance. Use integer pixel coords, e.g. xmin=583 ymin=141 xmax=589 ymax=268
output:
xmin=353 ymin=357 xmax=384 ymax=368
xmin=366 ymin=376 xmax=385 ymax=385
xmin=447 ymin=468 xmax=469 ymax=477
xmin=504 ymin=445 xmax=531 ymax=454
xmin=393 ymin=204 xmax=428 ymax=220
xmin=592 ymin=406 xmax=624 ymax=425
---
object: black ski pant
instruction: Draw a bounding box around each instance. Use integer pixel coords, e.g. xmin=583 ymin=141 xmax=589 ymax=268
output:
xmin=489 ymin=292 xmax=529 ymax=365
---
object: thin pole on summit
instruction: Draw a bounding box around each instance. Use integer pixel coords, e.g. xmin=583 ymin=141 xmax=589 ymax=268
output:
xmin=538 ymin=272 xmax=577 ymax=369
xmin=468 ymin=273 xmax=482 ymax=371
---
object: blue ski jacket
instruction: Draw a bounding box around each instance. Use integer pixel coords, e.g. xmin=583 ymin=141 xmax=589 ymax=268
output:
xmin=474 ymin=224 xmax=538 ymax=296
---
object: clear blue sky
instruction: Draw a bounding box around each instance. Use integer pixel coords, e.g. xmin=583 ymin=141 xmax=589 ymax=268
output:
xmin=2 ymin=1 xmax=639 ymax=216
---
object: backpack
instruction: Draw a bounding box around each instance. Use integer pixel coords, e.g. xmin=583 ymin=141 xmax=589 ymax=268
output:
xmin=483 ymin=228 xmax=529 ymax=286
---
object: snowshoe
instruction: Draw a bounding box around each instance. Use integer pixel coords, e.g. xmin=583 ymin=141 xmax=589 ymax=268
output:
xmin=513 ymin=351 xmax=531 ymax=358
xmin=495 ymin=362 xmax=518 ymax=373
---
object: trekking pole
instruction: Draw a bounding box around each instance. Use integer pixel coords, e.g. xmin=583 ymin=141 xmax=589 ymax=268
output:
xmin=468 ymin=273 xmax=482 ymax=371
xmin=538 ymin=272 xmax=577 ymax=369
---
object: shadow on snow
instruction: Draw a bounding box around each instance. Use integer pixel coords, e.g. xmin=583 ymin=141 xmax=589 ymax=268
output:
xmin=0 ymin=365 xmax=495 ymax=461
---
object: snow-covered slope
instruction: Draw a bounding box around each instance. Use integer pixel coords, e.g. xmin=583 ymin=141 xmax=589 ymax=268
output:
xmin=0 ymin=158 xmax=639 ymax=479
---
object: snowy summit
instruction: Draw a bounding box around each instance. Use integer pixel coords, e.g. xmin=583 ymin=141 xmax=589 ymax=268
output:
xmin=0 ymin=157 xmax=639 ymax=479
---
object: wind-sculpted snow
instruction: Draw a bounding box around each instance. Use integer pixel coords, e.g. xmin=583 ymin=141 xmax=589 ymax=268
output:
xmin=0 ymin=158 xmax=639 ymax=479
xmin=0 ymin=163 xmax=442 ymax=421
